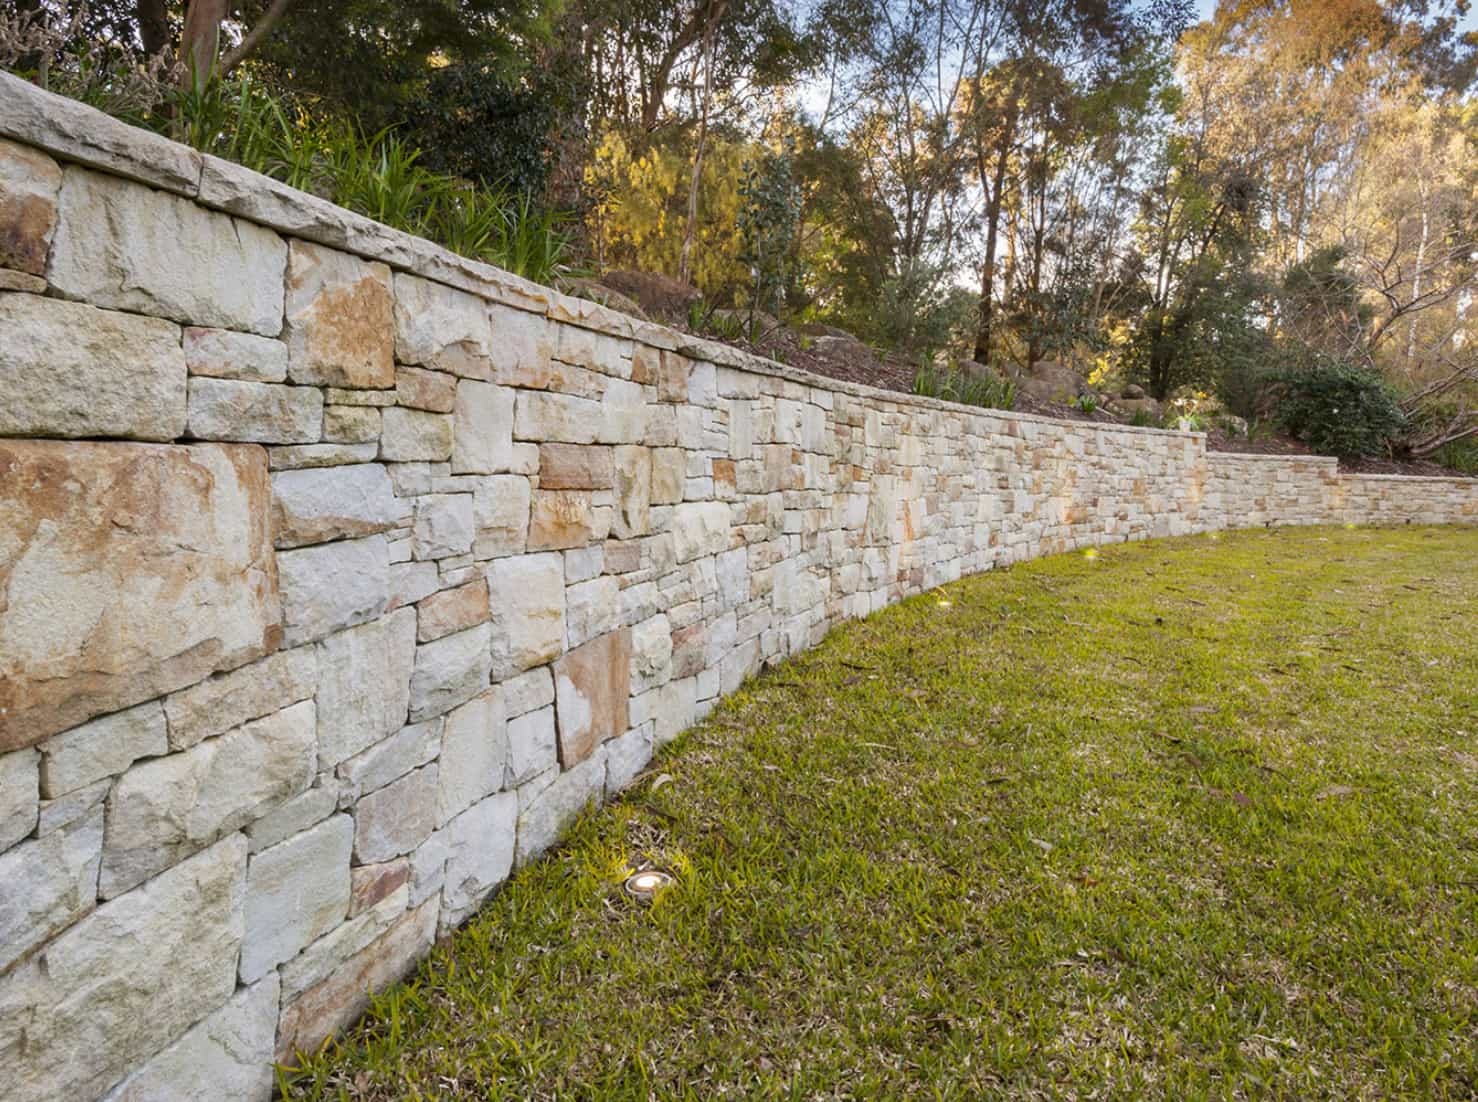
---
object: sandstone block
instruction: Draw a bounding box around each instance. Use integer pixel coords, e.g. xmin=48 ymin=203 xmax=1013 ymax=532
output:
xmin=240 ymin=814 xmax=353 ymax=983
xmin=473 ymin=475 xmax=532 ymax=558
xmin=504 ymin=666 xmax=556 ymax=718
xmin=394 ymin=273 xmax=494 ymax=377
xmin=244 ymin=781 xmax=338 ymax=854
xmin=566 ymin=576 xmax=621 ymax=649
xmin=515 ymin=391 xmax=602 ymax=444
xmin=418 ymin=578 xmax=491 ymax=642
xmin=487 ymin=553 xmax=566 ymax=677
xmin=271 ymin=463 xmax=404 ymax=548
xmin=381 ymin=407 xmax=454 ymax=462
xmin=277 ymin=897 xmax=436 ymax=1067
xmin=409 ymin=624 xmax=493 ymax=722
xmin=613 ymin=445 xmax=652 ymax=537
xmin=487 ymin=301 xmax=556 ymax=383
xmin=657 ymin=350 xmax=691 ymax=402
xmin=39 ymin=700 xmax=166 ymax=798
xmin=414 ymin=493 xmax=476 ymax=559
xmin=284 ymin=240 xmax=394 ymax=388
xmin=187 ymin=377 xmax=323 ymax=444
xmin=0 ymin=747 xmax=38 ymax=850
xmin=100 ymin=700 xmax=316 ymax=897
xmin=353 ymin=762 xmax=438 ymax=864
xmin=0 ymin=834 xmax=246 ymax=1102
xmin=553 ymin=629 xmax=631 ymax=767
xmin=670 ymin=501 xmax=732 ymax=563
xmin=0 ymin=137 xmax=61 ymax=274
xmin=0 ymin=807 xmax=102 ymax=973
xmin=350 ymin=859 xmax=411 ymax=916
xmin=441 ymin=791 xmax=516 ymax=928
xmin=390 ymin=560 xmax=441 ymax=612
xmin=323 ymin=404 xmax=381 ymax=443
xmin=0 ymin=441 xmax=279 ymax=752
xmin=276 ymin=882 xmax=410 ymax=1002
xmin=101 ymin=974 xmax=279 ymax=1102
xmin=529 ymin=489 xmax=609 ymax=551
xmin=651 ymin=447 xmax=686 ymax=505
xmin=268 ymin=442 xmax=379 ymax=469
xmin=396 ymin=365 xmax=458 ymax=412
xmin=0 ymin=293 xmax=186 ymax=440
xmin=606 ymin=724 xmax=654 ymax=796
xmin=337 ymin=720 xmax=442 ymax=802
xmin=515 ymin=750 xmax=605 ymax=866
xmin=437 ymin=688 xmax=508 ymax=825
xmin=164 ymin=645 xmax=318 ymax=752
xmin=596 ymin=377 xmax=649 ymax=443
xmin=451 ymin=380 xmax=516 ymax=474
xmin=276 ymin=534 xmax=390 ymax=647
xmin=630 ymin=613 xmax=674 ymax=693
xmin=36 ymin=776 xmax=108 ymax=837
xmin=184 ymin=327 xmax=288 ymax=383
xmin=315 ymin=609 xmax=416 ymax=767
xmin=539 ymin=443 xmax=614 ymax=489
xmin=49 ymin=166 xmax=284 ymax=334
xmin=507 ymin=704 xmax=557 ymax=785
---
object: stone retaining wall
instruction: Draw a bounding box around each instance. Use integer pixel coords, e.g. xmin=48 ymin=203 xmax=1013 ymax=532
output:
xmin=1 ymin=72 xmax=1474 ymax=1102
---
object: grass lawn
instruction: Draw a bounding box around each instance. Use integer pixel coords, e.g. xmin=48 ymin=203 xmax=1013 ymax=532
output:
xmin=283 ymin=526 xmax=1478 ymax=1101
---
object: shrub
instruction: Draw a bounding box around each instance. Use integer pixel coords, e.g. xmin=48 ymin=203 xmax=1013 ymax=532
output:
xmin=1271 ymin=360 xmax=1406 ymax=458
xmin=913 ymin=366 xmax=1016 ymax=411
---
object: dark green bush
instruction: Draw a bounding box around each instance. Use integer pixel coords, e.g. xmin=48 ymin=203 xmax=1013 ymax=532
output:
xmin=1271 ymin=360 xmax=1406 ymax=458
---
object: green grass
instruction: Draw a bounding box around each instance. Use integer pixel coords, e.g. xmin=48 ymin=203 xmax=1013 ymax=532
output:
xmin=283 ymin=527 xmax=1478 ymax=1101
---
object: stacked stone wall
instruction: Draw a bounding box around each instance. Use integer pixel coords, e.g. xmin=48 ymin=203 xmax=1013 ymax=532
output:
xmin=1 ymin=73 xmax=1473 ymax=1101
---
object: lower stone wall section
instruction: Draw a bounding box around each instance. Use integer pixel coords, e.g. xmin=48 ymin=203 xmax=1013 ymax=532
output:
xmin=0 ymin=76 xmax=1474 ymax=1101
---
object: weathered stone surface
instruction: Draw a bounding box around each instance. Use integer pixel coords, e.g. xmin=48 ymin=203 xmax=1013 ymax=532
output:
xmin=539 ymin=443 xmax=614 ymax=489
xmin=507 ymin=705 xmax=557 ymax=786
xmin=39 ymin=701 xmax=166 ymax=798
xmin=337 ymin=720 xmax=441 ymax=801
xmin=0 ymin=747 xmax=38 ymax=850
xmin=437 ymin=688 xmax=508 ymax=825
xmin=276 ymin=534 xmax=390 ymax=648
xmin=0 ymin=70 xmax=201 ymax=195
xmin=277 ymin=896 xmax=437 ymax=1067
xmin=529 ymin=489 xmax=609 ymax=551
xmin=487 ymin=553 xmax=566 ymax=677
xmin=268 ymin=442 xmax=379 ymax=469
xmin=0 ymin=268 xmax=44 ymax=291
xmin=515 ymin=391 xmax=602 ymax=443
xmin=271 ymin=463 xmax=404 ymax=548
xmin=504 ymin=666 xmax=555 ymax=717
xmin=381 ymin=407 xmax=454 ymax=462
xmin=187 ymin=377 xmax=323 ymax=444
xmin=0 ymin=293 xmax=186 ymax=441
xmin=353 ymin=762 xmax=437 ymax=864
xmin=566 ymin=576 xmax=621 ymax=649
xmin=284 ymin=239 xmax=394 ymax=388
xmin=613 ymin=445 xmax=652 ymax=537
xmin=102 ymin=974 xmax=279 ymax=1102
xmin=414 ymin=493 xmax=476 ymax=559
xmin=671 ymin=501 xmax=732 ymax=563
xmin=553 ymin=629 xmax=631 ymax=767
xmin=390 ymin=560 xmax=441 ymax=612
xmin=397 ymin=365 xmax=458 ymax=412
xmin=0 ymin=834 xmax=246 ymax=1102
xmin=184 ymin=327 xmax=288 ymax=383
xmin=651 ymin=447 xmax=686 ymax=505
xmin=323 ymin=404 xmax=381 ymax=443
xmin=36 ymin=777 xmax=108 ymax=837
xmin=630 ymin=613 xmax=674 ymax=693
xmin=315 ymin=609 xmax=416 ymax=767
xmin=596 ymin=377 xmax=650 ymax=443
xmin=100 ymin=700 xmax=315 ymax=897
xmin=0 ymin=137 xmax=61 ymax=275
xmin=344 ymin=860 xmax=407 ymax=918
xmin=276 ymin=882 xmax=409 ymax=1001
xmin=393 ymin=273 xmax=495 ymax=377
xmin=441 ymin=791 xmax=516 ymax=927
xmin=49 ymin=166 xmax=284 ymax=335
xmin=473 ymin=475 xmax=532 ymax=558
xmin=0 ymin=808 xmax=102 ymax=973
xmin=452 ymin=380 xmax=516 ymax=474
xmin=408 ymin=624 xmax=492 ymax=722
xmin=605 ymin=724 xmax=654 ymax=796
xmin=244 ymin=781 xmax=337 ymax=854
xmin=240 ymin=814 xmax=352 ymax=982
xmin=0 ymin=441 xmax=279 ymax=752
xmin=418 ymin=578 xmax=490 ymax=642
xmin=164 ymin=645 xmax=317 ymax=751
xmin=515 ymin=750 xmax=606 ymax=866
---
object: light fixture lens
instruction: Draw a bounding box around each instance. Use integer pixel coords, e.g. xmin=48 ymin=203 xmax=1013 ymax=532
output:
xmin=623 ymin=869 xmax=675 ymax=898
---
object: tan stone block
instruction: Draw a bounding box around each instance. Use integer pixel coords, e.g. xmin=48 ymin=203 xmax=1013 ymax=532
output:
xmin=539 ymin=443 xmax=614 ymax=489
xmin=657 ymin=350 xmax=691 ymax=402
xmin=0 ymin=137 xmax=61 ymax=275
xmin=651 ymin=447 xmax=686 ymax=505
xmin=349 ymin=858 xmax=411 ymax=917
xmin=613 ymin=445 xmax=652 ymax=538
xmin=417 ymin=579 xmax=491 ymax=642
xmin=323 ymin=404 xmax=381 ymax=443
xmin=284 ymin=239 xmax=395 ymax=389
xmin=395 ymin=365 xmax=457 ymax=412
xmin=529 ymin=490 xmax=609 ymax=551
xmin=553 ymin=628 xmax=631 ymax=767
xmin=0 ymin=441 xmax=280 ymax=753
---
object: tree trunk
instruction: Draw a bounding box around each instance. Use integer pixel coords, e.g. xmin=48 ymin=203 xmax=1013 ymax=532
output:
xmin=136 ymin=0 xmax=171 ymax=59
xmin=180 ymin=0 xmax=226 ymax=90
xmin=973 ymin=132 xmax=1012 ymax=365
xmin=679 ymin=1 xmax=723 ymax=286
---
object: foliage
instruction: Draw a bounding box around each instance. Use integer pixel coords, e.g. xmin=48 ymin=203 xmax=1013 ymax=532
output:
xmin=281 ymin=527 xmax=1478 ymax=1099
xmin=736 ymin=138 xmax=803 ymax=318
xmin=1270 ymin=358 xmax=1408 ymax=458
xmin=912 ymin=365 xmax=1016 ymax=411
xmin=1071 ymin=392 xmax=1098 ymax=414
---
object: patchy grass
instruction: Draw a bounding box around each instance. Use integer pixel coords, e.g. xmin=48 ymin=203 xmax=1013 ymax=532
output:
xmin=283 ymin=527 xmax=1478 ymax=1101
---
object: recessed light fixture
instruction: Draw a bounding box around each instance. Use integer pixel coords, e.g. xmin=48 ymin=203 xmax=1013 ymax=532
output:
xmin=623 ymin=869 xmax=675 ymax=900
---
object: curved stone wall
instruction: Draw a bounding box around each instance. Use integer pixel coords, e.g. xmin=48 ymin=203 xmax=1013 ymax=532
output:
xmin=0 ymin=72 xmax=1473 ymax=1101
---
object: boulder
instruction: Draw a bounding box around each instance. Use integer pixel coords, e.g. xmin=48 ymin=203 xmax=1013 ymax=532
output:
xmin=596 ymin=269 xmax=703 ymax=321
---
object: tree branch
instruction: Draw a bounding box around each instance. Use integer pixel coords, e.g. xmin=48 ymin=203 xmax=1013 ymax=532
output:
xmin=220 ymin=0 xmax=297 ymax=74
